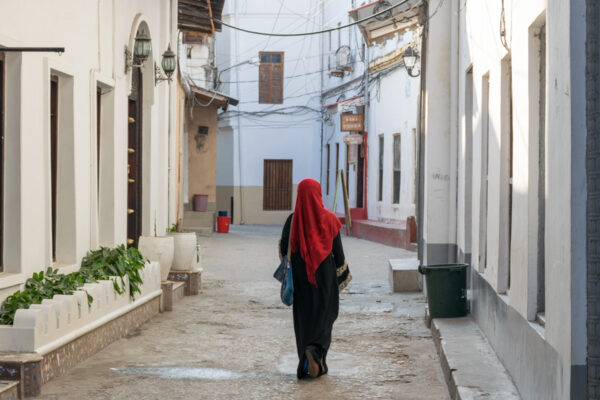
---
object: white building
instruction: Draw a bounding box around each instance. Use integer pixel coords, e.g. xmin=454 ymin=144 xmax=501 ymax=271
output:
xmin=0 ymin=1 xmax=179 ymax=302
xmin=215 ymin=0 xmax=323 ymax=225
xmin=318 ymin=0 xmax=420 ymax=248
xmin=418 ymin=0 xmax=588 ymax=398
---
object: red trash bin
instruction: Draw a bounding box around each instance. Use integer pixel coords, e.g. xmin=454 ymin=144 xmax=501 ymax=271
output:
xmin=217 ymin=216 xmax=230 ymax=233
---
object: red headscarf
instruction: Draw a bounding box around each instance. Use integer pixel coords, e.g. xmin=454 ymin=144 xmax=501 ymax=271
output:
xmin=291 ymin=179 xmax=342 ymax=287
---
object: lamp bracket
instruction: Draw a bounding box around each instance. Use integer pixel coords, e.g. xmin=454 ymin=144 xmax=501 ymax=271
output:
xmin=124 ymin=46 xmax=143 ymax=74
xmin=154 ymin=62 xmax=172 ymax=86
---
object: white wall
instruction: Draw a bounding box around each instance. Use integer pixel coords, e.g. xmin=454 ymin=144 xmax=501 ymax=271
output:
xmin=215 ymin=0 xmax=323 ymax=223
xmin=0 ymin=0 xmax=177 ymax=293
xmin=426 ymin=0 xmax=583 ymax=397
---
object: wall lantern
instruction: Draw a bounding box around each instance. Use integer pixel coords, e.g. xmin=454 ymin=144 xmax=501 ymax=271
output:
xmin=402 ymin=46 xmax=420 ymax=78
xmin=124 ymin=28 xmax=152 ymax=73
xmin=155 ymin=44 xmax=177 ymax=85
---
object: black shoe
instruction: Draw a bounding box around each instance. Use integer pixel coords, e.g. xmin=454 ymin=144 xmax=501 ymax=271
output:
xmin=304 ymin=348 xmax=320 ymax=378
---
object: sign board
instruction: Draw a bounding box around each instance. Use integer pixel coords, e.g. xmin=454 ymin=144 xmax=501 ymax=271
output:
xmin=343 ymin=133 xmax=363 ymax=145
xmin=341 ymin=113 xmax=364 ymax=131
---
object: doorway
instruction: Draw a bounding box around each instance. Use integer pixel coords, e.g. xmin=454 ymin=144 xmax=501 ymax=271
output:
xmin=127 ymin=67 xmax=143 ymax=247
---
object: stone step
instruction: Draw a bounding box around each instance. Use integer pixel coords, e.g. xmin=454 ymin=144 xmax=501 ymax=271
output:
xmin=180 ymin=226 xmax=213 ymax=236
xmin=0 ymin=380 xmax=19 ymax=400
xmin=183 ymin=211 xmax=215 ymax=221
xmin=388 ymin=258 xmax=422 ymax=292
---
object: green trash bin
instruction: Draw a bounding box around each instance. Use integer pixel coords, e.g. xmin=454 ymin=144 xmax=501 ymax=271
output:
xmin=418 ymin=264 xmax=468 ymax=318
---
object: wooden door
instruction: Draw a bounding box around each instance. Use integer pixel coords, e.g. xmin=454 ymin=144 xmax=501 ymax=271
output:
xmin=263 ymin=160 xmax=292 ymax=210
xmin=50 ymin=77 xmax=58 ymax=260
xmin=127 ymin=68 xmax=143 ymax=247
xmin=356 ymin=143 xmax=364 ymax=208
xmin=0 ymin=55 xmax=3 ymax=269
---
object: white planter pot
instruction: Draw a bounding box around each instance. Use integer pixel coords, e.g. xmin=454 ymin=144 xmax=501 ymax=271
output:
xmin=138 ymin=236 xmax=175 ymax=281
xmin=168 ymin=232 xmax=197 ymax=271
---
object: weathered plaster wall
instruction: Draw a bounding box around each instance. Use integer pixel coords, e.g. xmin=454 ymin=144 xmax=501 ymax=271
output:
xmin=186 ymin=103 xmax=219 ymax=204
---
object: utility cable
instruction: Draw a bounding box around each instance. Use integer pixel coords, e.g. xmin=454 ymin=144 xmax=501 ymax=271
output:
xmin=212 ymin=0 xmax=415 ymax=37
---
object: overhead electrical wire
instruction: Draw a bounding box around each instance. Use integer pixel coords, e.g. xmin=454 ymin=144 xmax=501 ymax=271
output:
xmin=212 ymin=0 xmax=414 ymax=37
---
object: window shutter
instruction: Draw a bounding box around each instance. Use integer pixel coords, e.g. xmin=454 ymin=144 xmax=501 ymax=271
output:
xmin=271 ymin=63 xmax=283 ymax=104
xmin=264 ymin=160 xmax=292 ymax=210
xmin=259 ymin=63 xmax=272 ymax=104
xmin=258 ymin=52 xmax=284 ymax=104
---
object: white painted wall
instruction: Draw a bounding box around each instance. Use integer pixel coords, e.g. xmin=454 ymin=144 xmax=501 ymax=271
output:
xmin=0 ymin=1 xmax=177 ymax=298
xmin=215 ymin=0 xmax=323 ymax=223
xmin=424 ymin=0 xmax=585 ymax=397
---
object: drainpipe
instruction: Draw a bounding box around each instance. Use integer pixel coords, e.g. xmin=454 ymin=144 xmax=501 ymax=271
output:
xmin=234 ymin=0 xmax=244 ymax=224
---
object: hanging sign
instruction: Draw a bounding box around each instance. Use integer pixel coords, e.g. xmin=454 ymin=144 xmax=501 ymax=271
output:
xmin=343 ymin=133 xmax=363 ymax=145
xmin=341 ymin=113 xmax=364 ymax=131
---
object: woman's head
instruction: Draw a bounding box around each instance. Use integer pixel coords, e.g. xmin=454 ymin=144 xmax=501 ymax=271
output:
xmin=296 ymin=179 xmax=324 ymax=210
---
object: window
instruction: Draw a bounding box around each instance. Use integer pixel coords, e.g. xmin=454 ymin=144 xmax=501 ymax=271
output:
xmin=50 ymin=76 xmax=58 ymax=260
xmin=464 ymin=67 xmax=474 ymax=263
xmin=500 ymin=55 xmax=513 ymax=293
xmin=534 ymin=22 xmax=547 ymax=314
xmin=259 ymin=52 xmax=284 ymax=104
xmin=326 ymin=144 xmax=330 ymax=195
xmin=479 ymin=72 xmax=490 ymax=271
xmin=393 ymin=135 xmax=401 ymax=204
xmin=378 ymin=136 xmax=384 ymax=201
xmin=263 ymin=159 xmax=292 ymax=210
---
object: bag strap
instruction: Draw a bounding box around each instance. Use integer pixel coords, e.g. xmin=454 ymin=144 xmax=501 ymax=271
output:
xmin=286 ymin=216 xmax=293 ymax=265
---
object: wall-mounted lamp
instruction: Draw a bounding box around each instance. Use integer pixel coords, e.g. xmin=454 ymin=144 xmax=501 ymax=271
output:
xmin=402 ymin=46 xmax=420 ymax=78
xmin=155 ymin=44 xmax=177 ymax=85
xmin=124 ymin=28 xmax=152 ymax=74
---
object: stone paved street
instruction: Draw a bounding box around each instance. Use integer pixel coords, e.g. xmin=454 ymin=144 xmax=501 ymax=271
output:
xmin=39 ymin=226 xmax=448 ymax=399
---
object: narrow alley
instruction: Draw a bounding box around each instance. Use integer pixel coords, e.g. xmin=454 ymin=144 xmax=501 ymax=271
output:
xmin=37 ymin=227 xmax=447 ymax=400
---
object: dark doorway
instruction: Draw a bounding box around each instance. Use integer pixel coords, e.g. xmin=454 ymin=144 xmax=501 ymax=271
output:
xmin=127 ymin=68 xmax=143 ymax=248
xmin=0 ymin=54 xmax=4 ymax=270
xmin=50 ymin=76 xmax=58 ymax=260
xmin=356 ymin=143 xmax=364 ymax=208
xmin=97 ymin=87 xmax=101 ymax=191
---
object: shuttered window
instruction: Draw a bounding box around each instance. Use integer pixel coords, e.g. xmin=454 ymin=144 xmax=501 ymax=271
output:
xmin=259 ymin=52 xmax=284 ymax=104
xmin=263 ymin=159 xmax=292 ymax=210
xmin=393 ymin=135 xmax=401 ymax=204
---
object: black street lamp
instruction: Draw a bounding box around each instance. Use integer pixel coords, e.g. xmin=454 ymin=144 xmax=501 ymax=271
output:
xmin=125 ymin=28 xmax=152 ymax=73
xmin=155 ymin=44 xmax=177 ymax=85
xmin=402 ymin=46 xmax=420 ymax=78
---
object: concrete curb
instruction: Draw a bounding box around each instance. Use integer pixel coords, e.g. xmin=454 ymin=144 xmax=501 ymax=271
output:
xmin=425 ymin=307 xmax=521 ymax=400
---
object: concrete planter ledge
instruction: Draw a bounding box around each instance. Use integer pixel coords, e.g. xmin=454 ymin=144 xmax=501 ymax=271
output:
xmin=0 ymin=262 xmax=161 ymax=353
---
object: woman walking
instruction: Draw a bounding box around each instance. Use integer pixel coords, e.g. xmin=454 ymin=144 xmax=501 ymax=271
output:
xmin=279 ymin=178 xmax=351 ymax=379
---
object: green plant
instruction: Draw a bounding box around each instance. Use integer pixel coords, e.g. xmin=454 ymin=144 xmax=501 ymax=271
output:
xmin=0 ymin=245 xmax=148 ymax=325
xmin=167 ymin=224 xmax=177 ymax=232
xmin=196 ymin=243 xmax=200 ymax=263
xmin=80 ymin=245 xmax=148 ymax=299
xmin=0 ymin=267 xmax=91 ymax=325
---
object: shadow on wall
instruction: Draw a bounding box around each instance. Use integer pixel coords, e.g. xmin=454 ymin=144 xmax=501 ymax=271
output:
xmin=194 ymin=126 xmax=209 ymax=152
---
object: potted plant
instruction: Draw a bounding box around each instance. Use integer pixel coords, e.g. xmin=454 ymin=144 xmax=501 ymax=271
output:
xmin=137 ymin=217 xmax=175 ymax=281
xmin=167 ymin=223 xmax=197 ymax=271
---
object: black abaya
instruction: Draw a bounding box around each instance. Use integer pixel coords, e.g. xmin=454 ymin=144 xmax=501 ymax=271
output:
xmin=279 ymin=213 xmax=348 ymax=379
